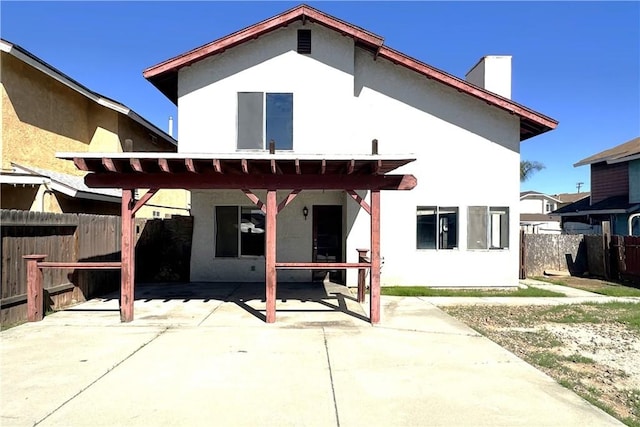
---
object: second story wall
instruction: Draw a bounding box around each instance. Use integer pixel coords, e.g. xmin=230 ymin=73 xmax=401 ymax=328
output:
xmin=591 ymin=162 xmax=628 ymax=204
xmin=178 ymin=21 xmax=355 ymax=153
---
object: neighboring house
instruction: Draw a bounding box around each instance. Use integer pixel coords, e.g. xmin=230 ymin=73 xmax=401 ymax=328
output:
xmin=519 ymin=191 xmax=561 ymax=234
xmin=135 ymin=5 xmax=557 ymax=287
xmin=554 ymin=137 xmax=640 ymax=235
xmin=552 ymin=192 xmax=590 ymax=209
xmin=0 ymin=39 xmax=189 ymax=218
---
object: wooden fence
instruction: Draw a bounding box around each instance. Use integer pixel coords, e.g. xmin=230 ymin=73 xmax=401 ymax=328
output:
xmin=1 ymin=210 xmax=121 ymax=325
xmin=1 ymin=210 xmax=194 ymax=326
xmin=521 ymin=231 xmax=640 ymax=285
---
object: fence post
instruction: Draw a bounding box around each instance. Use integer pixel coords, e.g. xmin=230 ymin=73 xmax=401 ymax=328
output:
xmin=519 ymin=230 xmax=526 ymax=279
xmin=356 ymin=249 xmax=369 ymax=303
xmin=23 ymin=255 xmax=47 ymax=322
xmin=602 ymin=221 xmax=611 ymax=280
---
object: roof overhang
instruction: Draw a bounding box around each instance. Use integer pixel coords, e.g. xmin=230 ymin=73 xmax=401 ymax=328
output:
xmin=574 ymin=137 xmax=640 ymax=167
xmin=56 ymin=152 xmax=417 ymax=191
xmin=8 ymin=164 xmax=122 ymax=204
xmin=142 ymin=5 xmax=557 ymax=142
xmin=0 ymin=39 xmax=177 ymax=149
xmin=519 ymin=192 xmax=562 ymax=203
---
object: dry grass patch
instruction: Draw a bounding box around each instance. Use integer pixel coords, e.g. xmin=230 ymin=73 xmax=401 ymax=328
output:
xmin=443 ymin=302 xmax=640 ymax=426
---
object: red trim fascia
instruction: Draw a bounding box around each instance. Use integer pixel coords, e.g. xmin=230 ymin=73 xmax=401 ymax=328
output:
xmin=376 ymin=46 xmax=558 ymax=131
xmin=143 ymin=4 xmax=383 ymax=79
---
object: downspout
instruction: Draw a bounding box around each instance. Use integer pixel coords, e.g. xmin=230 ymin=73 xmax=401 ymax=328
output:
xmin=629 ymin=213 xmax=640 ymax=236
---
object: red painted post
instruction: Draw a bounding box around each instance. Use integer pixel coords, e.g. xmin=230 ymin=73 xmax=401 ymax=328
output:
xmin=370 ymin=190 xmax=381 ymax=324
xmin=356 ymin=249 xmax=369 ymax=303
xmin=24 ymin=255 xmax=47 ymax=322
xmin=121 ymin=189 xmax=134 ymax=322
xmin=265 ymin=189 xmax=277 ymax=323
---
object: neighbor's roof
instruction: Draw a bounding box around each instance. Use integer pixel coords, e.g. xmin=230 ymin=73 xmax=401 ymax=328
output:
xmin=9 ymin=164 xmax=122 ymax=203
xmin=143 ymin=4 xmax=557 ymax=141
xmin=574 ymin=137 xmax=640 ymax=167
xmin=519 ymin=191 xmax=561 ymax=202
xmin=553 ymin=195 xmax=640 ymax=216
xmin=0 ymin=38 xmax=177 ymax=149
xmin=551 ymin=192 xmax=590 ymax=204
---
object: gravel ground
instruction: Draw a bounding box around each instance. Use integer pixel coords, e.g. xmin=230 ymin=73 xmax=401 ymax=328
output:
xmin=443 ymin=303 xmax=640 ymax=426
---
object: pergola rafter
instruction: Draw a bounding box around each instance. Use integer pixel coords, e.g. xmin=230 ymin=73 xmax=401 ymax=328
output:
xmin=57 ymin=150 xmax=417 ymax=324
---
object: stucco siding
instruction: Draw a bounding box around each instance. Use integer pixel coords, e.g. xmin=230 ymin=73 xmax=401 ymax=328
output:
xmin=178 ymin=21 xmax=355 ymax=154
xmin=179 ymin=24 xmax=522 ymax=286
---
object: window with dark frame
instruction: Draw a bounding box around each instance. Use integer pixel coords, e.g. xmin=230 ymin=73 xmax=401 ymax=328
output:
xmin=237 ymin=92 xmax=293 ymax=151
xmin=297 ymin=29 xmax=311 ymax=54
xmin=215 ymin=206 xmax=266 ymax=257
xmin=416 ymin=206 xmax=458 ymax=250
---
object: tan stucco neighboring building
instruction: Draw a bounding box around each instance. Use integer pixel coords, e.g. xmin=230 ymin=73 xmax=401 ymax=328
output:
xmin=0 ymin=39 xmax=190 ymax=218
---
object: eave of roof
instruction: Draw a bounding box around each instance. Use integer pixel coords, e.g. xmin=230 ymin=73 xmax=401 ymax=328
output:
xmin=142 ymin=4 xmax=557 ymax=142
xmin=0 ymin=38 xmax=177 ymax=149
xmin=574 ymin=137 xmax=640 ymax=167
xmin=553 ymin=195 xmax=640 ymax=216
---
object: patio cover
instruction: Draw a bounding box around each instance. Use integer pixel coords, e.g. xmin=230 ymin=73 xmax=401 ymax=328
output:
xmin=57 ymin=150 xmax=417 ymax=324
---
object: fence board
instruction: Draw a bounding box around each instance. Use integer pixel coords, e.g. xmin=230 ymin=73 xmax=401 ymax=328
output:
xmin=1 ymin=210 xmax=121 ymax=326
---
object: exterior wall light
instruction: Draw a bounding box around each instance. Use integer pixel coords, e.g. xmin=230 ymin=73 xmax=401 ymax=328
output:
xmin=303 ymin=206 xmax=309 ymax=220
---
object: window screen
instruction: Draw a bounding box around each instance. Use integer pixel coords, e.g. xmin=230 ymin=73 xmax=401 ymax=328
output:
xmin=467 ymin=206 xmax=488 ymax=250
xmin=489 ymin=207 xmax=509 ymax=249
xmin=237 ymin=92 xmax=263 ymax=149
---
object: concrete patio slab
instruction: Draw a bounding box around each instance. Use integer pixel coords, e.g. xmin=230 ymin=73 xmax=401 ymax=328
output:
xmin=0 ymin=282 xmax=624 ymax=426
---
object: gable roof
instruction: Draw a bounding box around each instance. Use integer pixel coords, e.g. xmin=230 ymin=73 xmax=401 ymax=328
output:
xmin=143 ymin=4 xmax=557 ymax=142
xmin=574 ymin=136 xmax=640 ymax=167
xmin=551 ymin=192 xmax=590 ymax=204
xmin=0 ymin=38 xmax=177 ymax=149
xmin=520 ymin=191 xmax=561 ymax=203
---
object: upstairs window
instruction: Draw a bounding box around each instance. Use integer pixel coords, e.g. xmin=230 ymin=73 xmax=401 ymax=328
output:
xmin=468 ymin=206 xmax=509 ymax=250
xmin=297 ymin=29 xmax=311 ymax=54
xmin=416 ymin=206 xmax=458 ymax=250
xmin=237 ymin=92 xmax=293 ymax=151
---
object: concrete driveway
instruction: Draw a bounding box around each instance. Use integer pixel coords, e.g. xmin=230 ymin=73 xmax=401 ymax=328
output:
xmin=1 ymin=282 xmax=622 ymax=426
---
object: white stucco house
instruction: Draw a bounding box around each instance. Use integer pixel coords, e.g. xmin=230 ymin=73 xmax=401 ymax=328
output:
xmin=519 ymin=191 xmax=562 ymax=234
xmin=142 ymin=4 xmax=557 ymax=287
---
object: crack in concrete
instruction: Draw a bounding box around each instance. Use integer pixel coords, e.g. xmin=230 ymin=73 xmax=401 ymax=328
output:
xmin=322 ymin=327 xmax=341 ymax=427
xmin=33 ymin=327 xmax=169 ymax=426
xmin=196 ymin=283 xmax=242 ymax=327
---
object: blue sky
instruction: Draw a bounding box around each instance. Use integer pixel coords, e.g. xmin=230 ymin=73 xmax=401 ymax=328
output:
xmin=2 ymin=1 xmax=638 ymax=195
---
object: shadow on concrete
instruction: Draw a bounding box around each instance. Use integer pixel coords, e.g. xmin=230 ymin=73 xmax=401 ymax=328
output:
xmin=91 ymin=281 xmax=369 ymax=324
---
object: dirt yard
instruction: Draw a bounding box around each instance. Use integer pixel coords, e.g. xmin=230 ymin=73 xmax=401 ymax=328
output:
xmin=443 ymin=303 xmax=640 ymax=426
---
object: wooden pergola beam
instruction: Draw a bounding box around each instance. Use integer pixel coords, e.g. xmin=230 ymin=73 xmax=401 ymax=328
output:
xmin=85 ymin=173 xmax=417 ymax=191
xmin=132 ymin=189 xmax=159 ymax=215
xmin=346 ymin=190 xmax=371 ymax=215
xmin=102 ymin=158 xmax=119 ymax=172
xmin=120 ymin=189 xmax=135 ymax=322
xmin=265 ymin=189 xmax=277 ymax=323
xmin=295 ymin=159 xmax=301 ymax=175
xmin=242 ymin=189 xmax=266 ymax=213
xmin=213 ymin=159 xmax=223 ymax=173
xmin=186 ymin=159 xmax=197 ymax=173
xmin=370 ymin=189 xmax=381 ymax=323
xmin=130 ymin=159 xmax=143 ymax=172
xmin=277 ymin=189 xmax=301 ymax=213
xmin=158 ymin=158 xmax=171 ymax=173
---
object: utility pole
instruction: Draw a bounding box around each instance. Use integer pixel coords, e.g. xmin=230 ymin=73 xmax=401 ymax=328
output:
xmin=576 ymin=182 xmax=584 ymax=193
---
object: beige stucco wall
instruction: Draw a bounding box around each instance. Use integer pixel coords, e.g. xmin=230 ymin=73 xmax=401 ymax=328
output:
xmin=1 ymin=51 xmax=190 ymax=218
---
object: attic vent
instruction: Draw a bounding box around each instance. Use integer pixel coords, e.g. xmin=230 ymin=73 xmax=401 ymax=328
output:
xmin=297 ymin=29 xmax=311 ymax=54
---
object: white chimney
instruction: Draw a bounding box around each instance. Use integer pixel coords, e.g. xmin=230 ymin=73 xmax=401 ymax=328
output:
xmin=465 ymin=55 xmax=512 ymax=99
xmin=168 ymin=116 xmax=174 ymax=137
